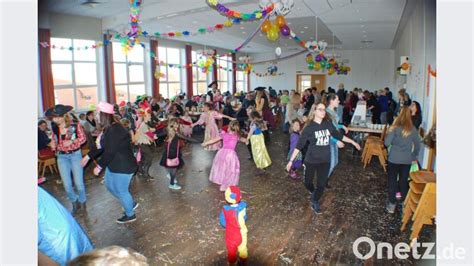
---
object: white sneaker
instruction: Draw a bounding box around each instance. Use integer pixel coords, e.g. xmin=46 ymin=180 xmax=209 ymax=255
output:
xmin=169 ymin=184 xmax=182 ymax=190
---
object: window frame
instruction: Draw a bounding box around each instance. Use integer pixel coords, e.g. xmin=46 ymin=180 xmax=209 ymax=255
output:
xmin=51 ymin=38 xmax=100 ymax=111
xmin=157 ymin=46 xmax=184 ymax=99
xmin=112 ymin=42 xmax=146 ymax=103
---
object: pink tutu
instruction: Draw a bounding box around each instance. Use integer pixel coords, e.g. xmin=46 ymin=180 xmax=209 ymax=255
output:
xmin=209 ymin=148 xmax=240 ymax=191
xmin=209 ymin=131 xmax=240 ymax=191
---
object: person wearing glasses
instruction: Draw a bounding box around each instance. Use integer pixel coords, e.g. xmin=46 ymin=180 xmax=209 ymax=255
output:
xmin=287 ymin=102 xmax=361 ymax=214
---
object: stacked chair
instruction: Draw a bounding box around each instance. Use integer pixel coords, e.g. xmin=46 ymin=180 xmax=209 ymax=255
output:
xmin=400 ymin=170 xmax=436 ymax=242
xmin=361 ymin=125 xmax=388 ymax=172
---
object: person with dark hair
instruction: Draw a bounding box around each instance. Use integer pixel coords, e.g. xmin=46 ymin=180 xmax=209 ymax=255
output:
xmin=336 ymin=83 xmax=346 ymax=123
xmin=366 ymin=93 xmax=380 ymax=124
xmin=81 ymin=102 xmax=139 ymax=224
xmin=303 ymin=88 xmax=314 ymax=116
xmin=222 ymin=96 xmax=236 ymax=126
xmin=378 ymin=89 xmax=389 ymax=124
xmin=327 ymin=86 xmax=335 ymax=94
xmin=287 ymin=103 xmax=360 ymax=214
xmin=410 ymin=101 xmax=422 ymax=129
xmin=206 ymin=81 xmax=218 ymax=102
xmin=269 ymin=86 xmax=277 ymax=99
xmin=38 ymin=120 xmax=52 ymax=152
xmin=247 ymin=111 xmax=272 ymax=170
xmin=45 ymin=104 xmax=87 ymax=214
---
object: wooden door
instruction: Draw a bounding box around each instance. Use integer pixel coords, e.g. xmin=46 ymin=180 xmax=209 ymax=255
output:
xmin=311 ymin=74 xmax=326 ymax=92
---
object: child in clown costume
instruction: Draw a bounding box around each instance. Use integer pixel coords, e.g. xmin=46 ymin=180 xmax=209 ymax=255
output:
xmin=220 ymin=186 xmax=248 ymax=265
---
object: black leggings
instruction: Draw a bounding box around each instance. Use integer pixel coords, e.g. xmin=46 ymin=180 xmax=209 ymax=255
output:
xmin=139 ymin=144 xmax=153 ymax=177
xmin=387 ymin=162 xmax=410 ymax=204
xmin=167 ymin=168 xmax=177 ymax=185
xmin=247 ymin=142 xmax=253 ymax=159
xmin=304 ymin=162 xmax=330 ymax=204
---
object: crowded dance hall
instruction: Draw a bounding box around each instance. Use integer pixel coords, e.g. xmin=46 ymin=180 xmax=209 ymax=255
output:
xmin=6 ymin=0 xmax=455 ymax=264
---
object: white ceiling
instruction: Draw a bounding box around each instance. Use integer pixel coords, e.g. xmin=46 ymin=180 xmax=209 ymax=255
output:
xmin=39 ymin=0 xmax=406 ymax=53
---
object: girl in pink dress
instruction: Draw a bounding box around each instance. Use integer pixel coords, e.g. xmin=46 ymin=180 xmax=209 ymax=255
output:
xmin=192 ymin=103 xmax=235 ymax=151
xmin=202 ymin=121 xmax=247 ymax=191
xmin=180 ymin=111 xmax=193 ymax=137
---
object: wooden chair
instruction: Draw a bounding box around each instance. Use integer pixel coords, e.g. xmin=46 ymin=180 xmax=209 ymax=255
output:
xmin=361 ymin=124 xmax=388 ymax=163
xmin=362 ymin=142 xmax=387 ymax=172
xmin=38 ymin=153 xmax=58 ymax=177
xmin=400 ymin=171 xmax=436 ymax=242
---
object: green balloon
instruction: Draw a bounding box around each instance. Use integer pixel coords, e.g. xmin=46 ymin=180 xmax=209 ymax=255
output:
xmin=320 ymin=61 xmax=326 ymax=68
xmin=326 ymin=63 xmax=332 ymax=70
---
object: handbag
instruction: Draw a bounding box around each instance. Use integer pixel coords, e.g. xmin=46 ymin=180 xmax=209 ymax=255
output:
xmin=166 ymin=139 xmax=180 ymax=167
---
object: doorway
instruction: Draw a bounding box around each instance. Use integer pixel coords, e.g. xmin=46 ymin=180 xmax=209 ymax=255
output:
xmin=296 ymin=74 xmax=326 ymax=94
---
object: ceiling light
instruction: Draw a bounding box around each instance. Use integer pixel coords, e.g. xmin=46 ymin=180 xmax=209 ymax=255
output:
xmin=300 ymin=31 xmax=304 ymax=34
xmin=192 ymin=21 xmax=197 ymax=24
xmin=304 ymin=26 xmax=308 ymax=29
xmin=287 ymin=22 xmax=291 ymax=25
xmin=361 ymin=25 xmax=365 ymax=27
xmin=240 ymin=26 xmax=245 ymax=30
xmin=166 ymin=25 xmax=172 ymax=29
xmin=242 ymin=31 xmax=246 ymax=34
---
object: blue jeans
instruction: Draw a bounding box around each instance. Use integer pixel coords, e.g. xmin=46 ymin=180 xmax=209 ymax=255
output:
xmin=57 ymin=150 xmax=86 ymax=203
xmin=104 ymin=168 xmax=135 ymax=217
xmin=329 ymin=140 xmax=339 ymax=177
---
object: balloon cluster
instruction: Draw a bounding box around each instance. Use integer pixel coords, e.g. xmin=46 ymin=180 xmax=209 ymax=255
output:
xmin=261 ymin=15 xmax=290 ymax=42
xmin=153 ymin=70 xmax=165 ymax=79
xmin=267 ymin=64 xmax=278 ymax=75
xmin=238 ymin=63 xmax=253 ymax=74
xmin=305 ymin=53 xmax=351 ymax=75
xmin=197 ymin=57 xmax=215 ymax=74
xmin=207 ymin=0 xmax=274 ymax=21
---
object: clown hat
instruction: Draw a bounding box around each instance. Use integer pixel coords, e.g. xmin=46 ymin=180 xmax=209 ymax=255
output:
xmin=225 ymin=186 xmax=241 ymax=204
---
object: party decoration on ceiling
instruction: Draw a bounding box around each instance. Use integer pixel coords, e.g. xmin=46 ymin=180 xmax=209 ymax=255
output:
xmin=259 ymin=0 xmax=295 ymax=16
xmin=267 ymin=64 xmax=278 ymax=75
xmin=119 ymin=0 xmax=145 ymax=53
xmin=197 ymin=56 xmax=215 ymax=74
xmin=153 ymin=23 xmax=226 ymax=39
xmin=305 ymin=52 xmax=350 ymax=75
xmin=275 ymin=47 xmax=282 ymax=57
xmin=207 ymin=0 xmax=275 ymax=22
xmin=238 ymin=63 xmax=253 ymax=74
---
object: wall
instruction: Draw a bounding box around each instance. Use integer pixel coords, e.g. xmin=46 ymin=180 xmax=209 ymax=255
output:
xmin=249 ymin=49 xmax=395 ymax=93
xmin=392 ymin=0 xmax=436 ymax=167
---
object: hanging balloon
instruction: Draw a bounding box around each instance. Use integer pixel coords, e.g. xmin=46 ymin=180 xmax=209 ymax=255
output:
xmin=267 ymin=24 xmax=279 ymax=41
xmin=333 ymin=63 xmax=339 ymax=70
xmin=276 ymin=15 xmax=286 ymax=27
xmin=280 ymin=24 xmax=290 ymax=36
xmin=261 ymin=19 xmax=271 ymax=33
xmin=275 ymin=47 xmax=282 ymax=57
xmin=315 ymin=54 xmax=322 ymax=62
xmin=326 ymin=63 xmax=332 ymax=70
xmin=306 ymin=54 xmax=313 ymax=63
xmin=315 ymin=62 xmax=321 ymax=71
xmin=320 ymin=60 xmax=327 ymax=68
xmin=308 ymin=62 xmax=315 ymax=70
xmin=328 ymin=68 xmax=335 ymax=75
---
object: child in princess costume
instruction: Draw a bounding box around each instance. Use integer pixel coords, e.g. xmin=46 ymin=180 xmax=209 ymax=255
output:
xmin=220 ymin=186 xmax=248 ymax=265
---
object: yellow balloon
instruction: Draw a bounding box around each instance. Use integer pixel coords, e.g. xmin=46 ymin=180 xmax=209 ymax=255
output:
xmin=315 ymin=62 xmax=321 ymax=71
xmin=267 ymin=29 xmax=279 ymax=41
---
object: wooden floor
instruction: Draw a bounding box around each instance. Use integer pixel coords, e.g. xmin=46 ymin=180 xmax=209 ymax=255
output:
xmin=41 ymin=130 xmax=435 ymax=265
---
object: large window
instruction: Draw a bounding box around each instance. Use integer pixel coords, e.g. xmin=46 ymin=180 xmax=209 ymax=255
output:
xmin=217 ymin=55 xmax=231 ymax=93
xmin=51 ymin=38 xmax=99 ymax=110
xmin=112 ymin=43 xmax=146 ymax=103
xmin=158 ymin=46 xmax=183 ymax=99
xmin=192 ymin=51 xmax=212 ymax=96
xmin=236 ymin=71 xmax=248 ymax=92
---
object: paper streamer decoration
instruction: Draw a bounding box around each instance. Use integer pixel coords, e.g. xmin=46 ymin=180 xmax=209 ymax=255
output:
xmin=207 ymin=0 xmax=274 ymax=21
xmin=234 ymin=12 xmax=272 ymax=52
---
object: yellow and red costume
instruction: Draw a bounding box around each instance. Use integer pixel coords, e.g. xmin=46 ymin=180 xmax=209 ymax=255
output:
xmin=220 ymin=186 xmax=248 ymax=264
